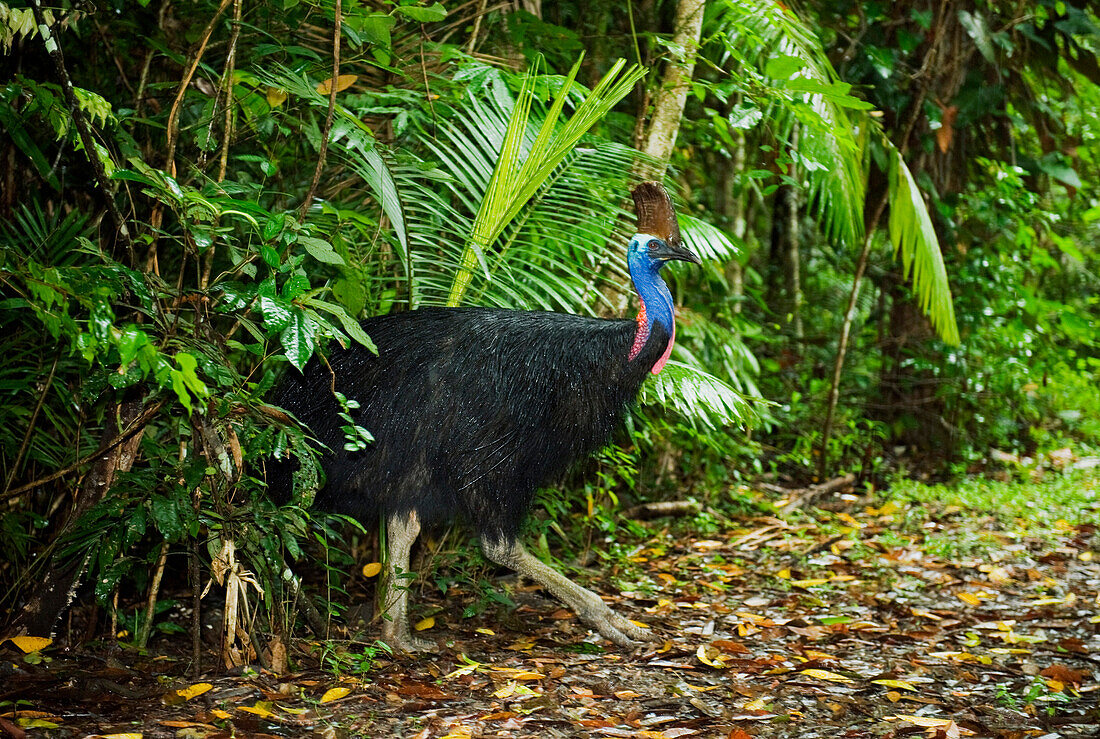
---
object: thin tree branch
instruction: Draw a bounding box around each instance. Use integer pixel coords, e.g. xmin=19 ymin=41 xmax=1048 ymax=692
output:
xmin=2 ymin=353 xmax=60 ymax=496
xmin=3 ymin=399 xmax=166 ymax=504
xmin=29 ymin=0 xmax=133 ymax=260
xmin=163 ymin=0 xmax=233 ymax=178
xmin=299 ymin=0 xmax=342 ymax=222
xmin=817 ymin=0 xmax=950 ymax=479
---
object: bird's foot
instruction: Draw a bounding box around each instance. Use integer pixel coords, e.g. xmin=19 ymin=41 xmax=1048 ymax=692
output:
xmin=381 ymin=625 xmax=435 ymax=654
xmin=581 ymin=604 xmax=656 ymax=647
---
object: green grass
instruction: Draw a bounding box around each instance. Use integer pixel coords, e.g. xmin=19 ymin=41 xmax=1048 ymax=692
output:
xmin=890 ymin=467 xmax=1100 ymax=528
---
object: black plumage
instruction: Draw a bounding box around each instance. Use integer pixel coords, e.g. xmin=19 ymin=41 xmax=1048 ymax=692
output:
xmin=274 ymin=308 xmax=668 ymax=540
xmin=268 ymin=182 xmax=698 ymax=650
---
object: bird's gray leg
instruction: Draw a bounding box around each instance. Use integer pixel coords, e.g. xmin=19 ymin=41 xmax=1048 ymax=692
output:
xmin=480 ymin=535 xmax=653 ymax=647
xmin=379 ymin=510 xmax=432 ymax=653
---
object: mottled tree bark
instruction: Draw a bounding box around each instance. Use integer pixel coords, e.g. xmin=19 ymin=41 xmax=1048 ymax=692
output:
xmin=636 ymin=0 xmax=705 ymax=177
xmin=11 ymin=390 xmax=147 ymax=637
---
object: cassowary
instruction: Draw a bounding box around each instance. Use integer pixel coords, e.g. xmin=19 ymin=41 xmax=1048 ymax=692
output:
xmin=269 ymin=182 xmax=699 ymax=651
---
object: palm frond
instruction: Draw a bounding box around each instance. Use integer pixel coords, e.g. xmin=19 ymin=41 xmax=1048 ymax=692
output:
xmin=446 ymin=55 xmax=647 ymax=306
xmin=641 ymin=361 xmax=757 ymax=429
xmin=708 ymin=0 xmax=867 ymax=247
xmin=887 ymin=142 xmax=960 ymax=344
xmin=678 ymin=212 xmax=742 ymax=262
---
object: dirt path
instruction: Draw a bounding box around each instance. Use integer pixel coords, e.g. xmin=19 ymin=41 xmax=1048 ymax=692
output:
xmin=2 ymin=500 xmax=1098 ymax=738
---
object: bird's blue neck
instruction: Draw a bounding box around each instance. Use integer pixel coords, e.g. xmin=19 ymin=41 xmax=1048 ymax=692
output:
xmin=627 ymin=237 xmax=676 ymax=374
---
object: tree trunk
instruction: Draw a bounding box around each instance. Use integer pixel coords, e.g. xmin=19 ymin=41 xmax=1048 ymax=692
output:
xmin=11 ymin=389 xmax=147 ymax=636
xmin=716 ymin=129 xmax=747 ymax=313
xmin=637 ymin=0 xmax=705 ymax=177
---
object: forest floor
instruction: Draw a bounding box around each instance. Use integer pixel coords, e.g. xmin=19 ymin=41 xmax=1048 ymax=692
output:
xmin=3 ymin=470 xmax=1100 ymax=738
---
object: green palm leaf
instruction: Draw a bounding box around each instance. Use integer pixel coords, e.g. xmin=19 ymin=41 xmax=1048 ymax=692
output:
xmin=641 ymin=361 xmax=756 ymax=429
xmin=887 ymin=141 xmax=960 ymax=344
xmin=446 ymin=55 xmax=646 ymax=306
xmin=709 ymin=0 xmax=867 ymax=248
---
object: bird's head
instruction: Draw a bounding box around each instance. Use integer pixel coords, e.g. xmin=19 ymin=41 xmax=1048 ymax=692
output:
xmin=627 ymin=233 xmax=701 ymax=272
xmin=628 ymin=181 xmax=700 ymax=273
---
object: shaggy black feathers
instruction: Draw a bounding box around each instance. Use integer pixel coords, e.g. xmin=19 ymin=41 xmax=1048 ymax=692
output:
xmin=269 ymin=306 xmax=670 ymax=542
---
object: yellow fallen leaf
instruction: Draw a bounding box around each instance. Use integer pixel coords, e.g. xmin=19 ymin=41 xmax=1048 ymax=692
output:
xmin=893 ymin=712 xmax=972 ymax=730
xmin=414 ymin=616 xmax=435 ymax=631
xmin=1031 ymin=595 xmax=1071 ymax=606
xmin=239 ymin=702 xmax=277 ymax=719
xmin=211 ymin=709 xmax=232 ymax=719
xmin=279 ymin=705 xmax=308 ymax=715
xmin=493 ymin=681 xmax=536 ymax=700
xmin=316 ymin=74 xmax=358 ymax=95
xmin=444 ymin=656 xmax=483 ymax=679
xmin=629 ymin=620 xmax=650 ymax=630
xmin=893 ymin=715 xmax=954 ymax=727
xmin=790 ymin=579 xmax=831 ymax=588
xmin=885 ymin=691 xmax=901 ymax=703
xmin=829 ymin=575 xmax=858 ymax=582
xmin=19 ymin=719 xmax=59 ymax=729
xmin=957 ymin=592 xmax=982 ymax=606
xmin=7 ymin=636 xmax=52 ymax=653
xmin=361 ymin=562 xmax=382 ymax=578
xmin=439 ymin=727 xmax=472 ymax=739
xmin=511 ymin=671 xmax=544 ymax=680
xmin=979 ymin=564 xmax=1012 ymax=584
xmin=174 ymin=682 xmax=213 ymax=701
xmin=743 ymin=697 xmax=770 ymax=711
xmin=872 ymin=679 xmax=917 ymax=691
xmin=801 ymin=668 xmax=852 ymax=683
xmin=320 ymin=687 xmax=351 ymax=704
xmin=696 ymin=644 xmax=727 ymax=669
xmin=878 ymin=500 xmax=901 ymax=516
xmin=476 ymin=627 xmax=495 ymax=635
xmin=775 ymin=568 xmax=791 ymax=579
xmin=928 ymin=651 xmax=992 ymax=665
xmin=614 ymin=689 xmax=642 ymax=699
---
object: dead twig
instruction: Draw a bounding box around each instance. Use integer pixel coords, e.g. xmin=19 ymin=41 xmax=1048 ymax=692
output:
xmin=623 ymin=500 xmax=703 ymax=520
xmin=775 ymin=473 xmax=858 ymax=515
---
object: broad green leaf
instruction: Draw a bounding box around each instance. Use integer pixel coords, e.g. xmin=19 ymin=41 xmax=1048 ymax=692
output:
xmin=332 ymin=276 xmax=368 ymax=316
xmin=305 ymin=298 xmax=377 ymax=353
xmin=259 ymin=294 xmax=294 ymax=331
xmin=354 ymin=13 xmax=394 ymax=48
xmin=298 ymin=235 xmax=345 ymax=265
xmin=765 ymin=54 xmax=805 ymax=79
xmin=394 ymin=3 xmax=447 ymax=22
xmin=281 ymin=273 xmax=311 ymax=300
xmin=280 ymin=309 xmax=317 ymax=370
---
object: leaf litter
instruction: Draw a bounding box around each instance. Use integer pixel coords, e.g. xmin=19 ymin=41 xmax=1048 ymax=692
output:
xmin=1 ymin=494 xmax=1098 ymax=737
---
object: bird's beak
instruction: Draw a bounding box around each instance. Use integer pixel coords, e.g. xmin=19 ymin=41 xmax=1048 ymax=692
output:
xmin=652 ymin=239 xmax=702 ymax=265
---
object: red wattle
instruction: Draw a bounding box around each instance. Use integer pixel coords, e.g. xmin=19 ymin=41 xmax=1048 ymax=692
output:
xmin=628 ymin=305 xmax=649 ymax=360
xmin=650 ymin=322 xmax=674 ymax=375
xmin=628 ymin=304 xmax=674 ymax=374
